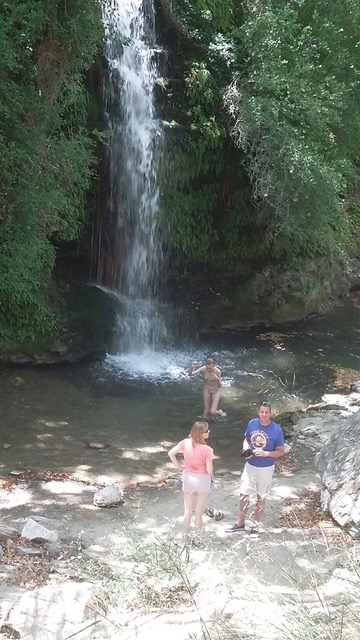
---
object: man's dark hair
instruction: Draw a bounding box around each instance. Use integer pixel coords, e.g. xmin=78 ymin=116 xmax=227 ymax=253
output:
xmin=259 ymin=401 xmax=271 ymax=409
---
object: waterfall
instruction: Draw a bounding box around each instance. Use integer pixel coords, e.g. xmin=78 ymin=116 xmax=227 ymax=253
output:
xmin=102 ymin=0 xmax=167 ymax=353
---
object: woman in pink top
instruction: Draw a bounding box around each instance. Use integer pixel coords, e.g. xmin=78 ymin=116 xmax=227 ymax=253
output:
xmin=168 ymin=421 xmax=214 ymax=545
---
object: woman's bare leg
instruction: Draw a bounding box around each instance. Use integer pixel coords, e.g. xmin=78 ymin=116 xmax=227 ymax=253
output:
xmin=194 ymin=492 xmax=209 ymax=539
xmin=210 ymin=390 xmax=221 ymax=415
xmin=182 ymin=492 xmax=196 ymax=534
xmin=203 ymin=389 xmax=211 ymax=416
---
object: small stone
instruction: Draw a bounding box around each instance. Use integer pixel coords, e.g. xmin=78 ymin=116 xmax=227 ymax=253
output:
xmin=15 ymin=546 xmax=43 ymax=556
xmin=84 ymin=441 xmax=110 ymax=449
xmin=10 ymin=469 xmax=27 ymax=476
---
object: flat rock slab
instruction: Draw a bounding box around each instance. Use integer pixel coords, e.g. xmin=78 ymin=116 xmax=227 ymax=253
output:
xmin=15 ymin=546 xmax=43 ymax=556
xmin=0 ymin=525 xmax=21 ymax=541
xmin=22 ymin=518 xmax=59 ymax=543
xmin=7 ymin=581 xmax=102 ymax=640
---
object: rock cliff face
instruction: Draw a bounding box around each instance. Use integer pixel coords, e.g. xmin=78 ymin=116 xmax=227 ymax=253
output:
xmin=182 ymin=257 xmax=360 ymax=334
xmin=315 ymin=409 xmax=360 ymax=538
xmin=0 ymin=283 xmax=118 ymax=365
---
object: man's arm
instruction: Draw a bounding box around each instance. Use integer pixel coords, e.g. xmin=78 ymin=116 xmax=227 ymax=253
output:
xmin=253 ymin=445 xmax=285 ymax=458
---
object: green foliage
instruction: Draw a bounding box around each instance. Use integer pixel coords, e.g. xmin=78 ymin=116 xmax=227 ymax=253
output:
xmin=221 ymin=188 xmax=268 ymax=265
xmin=347 ymin=195 xmax=360 ymax=255
xmin=224 ymin=0 xmax=360 ymax=264
xmin=162 ymin=0 xmax=360 ymax=271
xmin=0 ymin=0 xmax=104 ymax=350
xmin=161 ymin=4 xmax=251 ymax=267
xmin=163 ymin=185 xmax=219 ymax=260
xmin=172 ymin=0 xmax=234 ymax=34
xmin=161 ymin=0 xmax=271 ymax=268
xmin=0 ymin=226 xmax=57 ymax=348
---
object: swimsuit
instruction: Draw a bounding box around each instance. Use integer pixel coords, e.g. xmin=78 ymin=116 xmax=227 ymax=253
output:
xmin=204 ymin=372 xmax=220 ymax=395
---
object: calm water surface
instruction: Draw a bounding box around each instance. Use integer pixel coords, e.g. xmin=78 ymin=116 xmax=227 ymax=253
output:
xmin=1 ymin=294 xmax=360 ymax=485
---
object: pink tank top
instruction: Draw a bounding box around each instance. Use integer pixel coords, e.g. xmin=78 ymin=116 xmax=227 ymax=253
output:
xmin=178 ymin=438 xmax=214 ymax=474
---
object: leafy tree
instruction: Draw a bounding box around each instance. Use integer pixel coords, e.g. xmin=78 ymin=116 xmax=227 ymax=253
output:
xmin=224 ymin=0 xmax=360 ymax=263
xmin=159 ymin=0 xmax=262 ymax=269
xmin=0 ymin=0 xmax=104 ymax=349
xmin=161 ymin=0 xmax=360 ymax=269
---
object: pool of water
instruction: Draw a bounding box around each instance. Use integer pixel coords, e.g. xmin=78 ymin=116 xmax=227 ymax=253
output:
xmin=1 ymin=293 xmax=360 ymax=485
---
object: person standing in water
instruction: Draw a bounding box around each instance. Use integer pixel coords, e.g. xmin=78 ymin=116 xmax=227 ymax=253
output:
xmin=168 ymin=421 xmax=214 ymax=546
xmin=189 ymin=358 xmax=226 ymax=418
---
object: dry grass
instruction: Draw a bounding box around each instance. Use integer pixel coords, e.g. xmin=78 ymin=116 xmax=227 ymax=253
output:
xmin=278 ymin=488 xmax=327 ymax=528
xmin=278 ymin=487 xmax=355 ymax=548
xmin=329 ymin=365 xmax=360 ymax=391
xmin=0 ymin=537 xmax=52 ymax=589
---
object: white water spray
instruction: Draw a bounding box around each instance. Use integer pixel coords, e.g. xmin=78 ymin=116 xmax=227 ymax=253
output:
xmin=103 ymin=0 xmax=167 ymax=353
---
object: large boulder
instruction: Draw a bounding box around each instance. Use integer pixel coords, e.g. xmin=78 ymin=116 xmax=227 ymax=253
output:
xmin=6 ymin=582 xmax=102 ymax=640
xmin=315 ymin=410 xmax=360 ymax=537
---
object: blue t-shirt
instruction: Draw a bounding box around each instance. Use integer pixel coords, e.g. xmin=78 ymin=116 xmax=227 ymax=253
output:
xmin=244 ymin=418 xmax=284 ymax=467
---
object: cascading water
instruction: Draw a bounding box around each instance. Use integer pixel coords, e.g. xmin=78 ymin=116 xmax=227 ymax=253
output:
xmin=102 ymin=0 xmax=168 ymax=354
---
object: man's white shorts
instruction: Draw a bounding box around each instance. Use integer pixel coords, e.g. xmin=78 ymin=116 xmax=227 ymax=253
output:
xmin=239 ymin=462 xmax=275 ymax=498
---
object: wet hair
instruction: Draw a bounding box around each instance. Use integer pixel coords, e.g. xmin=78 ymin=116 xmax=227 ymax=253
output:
xmin=259 ymin=401 xmax=271 ymax=410
xmin=206 ymin=358 xmax=215 ymax=366
xmin=189 ymin=421 xmax=209 ymax=444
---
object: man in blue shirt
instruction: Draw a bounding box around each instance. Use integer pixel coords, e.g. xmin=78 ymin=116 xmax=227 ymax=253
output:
xmin=226 ymin=401 xmax=285 ymax=537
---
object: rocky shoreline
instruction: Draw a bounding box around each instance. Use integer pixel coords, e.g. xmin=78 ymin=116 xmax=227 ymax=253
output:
xmin=0 ymin=386 xmax=360 ymax=639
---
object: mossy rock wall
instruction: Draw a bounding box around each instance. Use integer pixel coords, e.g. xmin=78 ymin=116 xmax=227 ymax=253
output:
xmin=187 ymin=257 xmax=358 ymax=333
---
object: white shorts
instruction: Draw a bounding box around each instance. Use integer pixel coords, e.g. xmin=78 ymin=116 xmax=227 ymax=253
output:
xmin=239 ymin=463 xmax=275 ymax=498
xmin=182 ymin=471 xmax=211 ymax=494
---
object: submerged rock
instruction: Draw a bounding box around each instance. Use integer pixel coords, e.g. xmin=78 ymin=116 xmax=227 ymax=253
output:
xmin=84 ymin=440 xmax=110 ymax=450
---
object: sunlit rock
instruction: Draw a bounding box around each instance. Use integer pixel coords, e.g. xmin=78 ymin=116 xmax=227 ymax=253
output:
xmin=315 ymin=410 xmax=360 ymax=537
xmin=7 ymin=582 xmax=102 ymax=640
xmin=22 ymin=517 xmax=59 ymax=543
xmin=93 ymin=485 xmax=124 ymax=508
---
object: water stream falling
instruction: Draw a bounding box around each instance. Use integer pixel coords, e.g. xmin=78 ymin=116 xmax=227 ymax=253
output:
xmin=102 ymin=0 xmax=168 ymax=355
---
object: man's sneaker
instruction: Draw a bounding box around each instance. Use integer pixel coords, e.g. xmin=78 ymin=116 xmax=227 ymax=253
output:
xmin=217 ymin=410 xmax=227 ymax=418
xmin=249 ymin=527 xmax=260 ymax=538
xmin=225 ymin=523 xmax=245 ymax=533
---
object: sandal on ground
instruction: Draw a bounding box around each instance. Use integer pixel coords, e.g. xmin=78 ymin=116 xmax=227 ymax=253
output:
xmin=214 ymin=511 xmax=224 ymax=521
xmin=225 ymin=522 xmax=246 ymax=533
xmin=204 ymin=508 xmax=215 ymax=518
